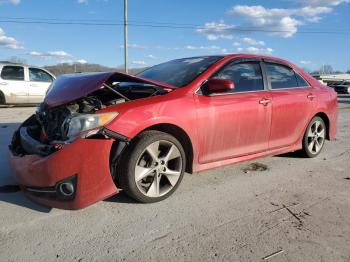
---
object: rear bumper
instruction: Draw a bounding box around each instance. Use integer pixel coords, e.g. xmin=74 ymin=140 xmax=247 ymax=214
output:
xmin=9 ymin=138 xmax=119 ymax=210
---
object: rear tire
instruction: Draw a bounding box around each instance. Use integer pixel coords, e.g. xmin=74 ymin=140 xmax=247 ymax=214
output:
xmin=117 ymin=130 xmax=186 ymax=203
xmin=0 ymin=91 xmax=5 ymax=105
xmin=300 ymin=116 xmax=326 ymax=158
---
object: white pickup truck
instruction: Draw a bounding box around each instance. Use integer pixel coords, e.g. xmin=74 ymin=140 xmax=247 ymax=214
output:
xmin=0 ymin=62 xmax=55 ymax=105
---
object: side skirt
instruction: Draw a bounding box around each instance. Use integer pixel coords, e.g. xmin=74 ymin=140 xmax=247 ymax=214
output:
xmin=193 ymin=144 xmax=301 ymax=173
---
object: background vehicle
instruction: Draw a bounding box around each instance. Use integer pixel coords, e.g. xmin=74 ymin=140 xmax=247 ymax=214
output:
xmin=0 ymin=62 xmax=55 ymax=105
xmin=329 ymin=81 xmax=350 ymax=94
xmin=9 ymin=54 xmax=338 ymax=209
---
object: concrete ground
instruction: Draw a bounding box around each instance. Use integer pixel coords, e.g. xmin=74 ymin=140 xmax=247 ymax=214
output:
xmin=0 ymin=96 xmax=349 ymax=262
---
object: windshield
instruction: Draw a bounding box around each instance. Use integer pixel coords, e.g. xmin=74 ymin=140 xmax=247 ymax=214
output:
xmin=137 ymin=56 xmax=223 ymax=87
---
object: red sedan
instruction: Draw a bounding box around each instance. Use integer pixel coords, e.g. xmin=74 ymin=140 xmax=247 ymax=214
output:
xmin=9 ymin=54 xmax=338 ymax=209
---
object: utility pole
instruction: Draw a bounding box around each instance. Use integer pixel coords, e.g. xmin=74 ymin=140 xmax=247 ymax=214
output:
xmin=124 ymin=0 xmax=128 ymax=74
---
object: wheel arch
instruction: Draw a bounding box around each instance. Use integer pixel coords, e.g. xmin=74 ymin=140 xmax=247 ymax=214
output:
xmin=142 ymin=123 xmax=194 ymax=174
xmin=314 ymin=112 xmax=330 ymax=140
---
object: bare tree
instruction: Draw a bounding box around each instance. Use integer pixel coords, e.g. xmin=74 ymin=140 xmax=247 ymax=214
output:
xmin=7 ymin=56 xmax=27 ymax=64
xmin=320 ymin=64 xmax=333 ymax=74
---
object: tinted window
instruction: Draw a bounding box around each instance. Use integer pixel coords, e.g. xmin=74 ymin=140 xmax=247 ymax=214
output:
xmin=211 ymin=62 xmax=264 ymax=92
xmin=266 ymin=63 xmax=298 ymax=89
xmin=137 ymin=56 xmax=223 ymax=87
xmin=1 ymin=66 xmax=24 ymax=81
xmin=29 ymin=68 xmax=53 ymax=82
xmin=295 ymin=73 xmax=309 ymax=87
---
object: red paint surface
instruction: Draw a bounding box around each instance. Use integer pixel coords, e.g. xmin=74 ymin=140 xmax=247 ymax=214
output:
xmin=10 ymin=54 xmax=338 ymax=209
xmin=9 ymin=138 xmax=118 ymax=209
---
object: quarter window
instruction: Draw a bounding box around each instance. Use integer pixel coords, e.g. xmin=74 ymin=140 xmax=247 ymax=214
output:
xmin=211 ymin=62 xmax=264 ymax=93
xmin=29 ymin=68 xmax=53 ymax=82
xmin=1 ymin=66 xmax=24 ymax=81
xmin=266 ymin=63 xmax=298 ymax=89
xmin=295 ymin=73 xmax=310 ymax=87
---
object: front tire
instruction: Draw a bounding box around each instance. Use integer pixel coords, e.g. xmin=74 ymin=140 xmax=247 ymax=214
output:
xmin=118 ymin=130 xmax=186 ymax=203
xmin=300 ymin=116 xmax=326 ymax=158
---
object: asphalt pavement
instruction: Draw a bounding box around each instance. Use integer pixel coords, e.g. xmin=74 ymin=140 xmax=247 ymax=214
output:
xmin=0 ymin=95 xmax=349 ymax=261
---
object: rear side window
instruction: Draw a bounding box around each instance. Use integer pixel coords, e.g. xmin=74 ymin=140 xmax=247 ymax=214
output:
xmin=1 ymin=66 xmax=24 ymax=81
xmin=295 ymin=73 xmax=310 ymax=87
xmin=29 ymin=68 xmax=53 ymax=82
xmin=266 ymin=63 xmax=298 ymax=89
xmin=212 ymin=62 xmax=264 ymax=93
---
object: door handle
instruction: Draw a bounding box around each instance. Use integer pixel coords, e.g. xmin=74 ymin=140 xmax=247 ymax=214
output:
xmin=259 ymin=98 xmax=271 ymax=106
xmin=30 ymin=84 xmax=38 ymax=87
xmin=0 ymin=82 xmax=8 ymax=85
xmin=307 ymin=93 xmax=316 ymax=100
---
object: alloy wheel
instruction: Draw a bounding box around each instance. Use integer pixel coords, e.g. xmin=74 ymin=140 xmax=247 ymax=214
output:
xmin=307 ymin=120 xmax=325 ymax=154
xmin=134 ymin=140 xmax=183 ymax=197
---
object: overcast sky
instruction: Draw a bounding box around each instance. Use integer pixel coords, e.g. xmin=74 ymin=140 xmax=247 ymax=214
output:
xmin=0 ymin=0 xmax=349 ymax=70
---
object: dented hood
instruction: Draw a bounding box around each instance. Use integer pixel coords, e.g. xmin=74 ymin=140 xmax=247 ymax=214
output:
xmin=44 ymin=71 xmax=176 ymax=107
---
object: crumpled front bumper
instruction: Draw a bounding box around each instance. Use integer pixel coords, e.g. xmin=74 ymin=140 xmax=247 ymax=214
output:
xmin=9 ymin=137 xmax=119 ymax=210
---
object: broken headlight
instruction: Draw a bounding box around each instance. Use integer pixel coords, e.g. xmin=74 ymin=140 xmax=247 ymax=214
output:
xmin=62 ymin=112 xmax=118 ymax=138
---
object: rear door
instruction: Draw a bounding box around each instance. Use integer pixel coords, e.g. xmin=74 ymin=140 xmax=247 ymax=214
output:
xmin=265 ymin=62 xmax=316 ymax=149
xmin=195 ymin=60 xmax=272 ymax=163
xmin=27 ymin=67 xmax=54 ymax=103
xmin=0 ymin=65 xmax=27 ymax=103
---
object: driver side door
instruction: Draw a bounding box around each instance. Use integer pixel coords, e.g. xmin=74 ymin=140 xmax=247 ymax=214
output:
xmin=195 ymin=60 xmax=271 ymax=164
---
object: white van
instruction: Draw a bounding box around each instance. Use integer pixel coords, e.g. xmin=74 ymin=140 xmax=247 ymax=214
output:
xmin=0 ymin=62 xmax=55 ymax=104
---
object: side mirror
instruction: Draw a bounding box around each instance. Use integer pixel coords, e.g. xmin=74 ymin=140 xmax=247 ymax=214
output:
xmin=203 ymin=78 xmax=235 ymax=94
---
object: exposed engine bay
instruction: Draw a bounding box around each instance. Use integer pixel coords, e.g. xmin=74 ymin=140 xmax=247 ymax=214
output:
xmin=10 ymin=79 xmax=170 ymax=157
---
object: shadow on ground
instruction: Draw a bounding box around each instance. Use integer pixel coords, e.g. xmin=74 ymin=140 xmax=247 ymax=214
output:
xmin=0 ymin=191 xmax=52 ymax=213
xmin=104 ymin=191 xmax=139 ymax=204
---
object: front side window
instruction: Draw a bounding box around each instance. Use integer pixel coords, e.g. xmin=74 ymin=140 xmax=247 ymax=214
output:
xmin=29 ymin=68 xmax=53 ymax=82
xmin=1 ymin=66 xmax=24 ymax=81
xmin=211 ymin=62 xmax=264 ymax=93
xmin=266 ymin=63 xmax=298 ymax=89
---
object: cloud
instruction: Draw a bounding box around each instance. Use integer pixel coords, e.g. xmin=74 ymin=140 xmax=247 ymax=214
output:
xmin=57 ymin=59 xmax=88 ymax=64
xmin=185 ymin=45 xmax=221 ymax=50
xmin=300 ymin=60 xmax=311 ymax=65
xmin=147 ymin=54 xmax=157 ymax=59
xmin=75 ymin=59 xmax=87 ymax=64
xmin=228 ymin=5 xmax=333 ymax=37
xmin=0 ymin=27 xmax=23 ymax=49
xmin=132 ymin=60 xmax=146 ymax=65
xmin=295 ymin=0 xmax=350 ymax=6
xmin=119 ymin=43 xmax=148 ymax=49
xmin=236 ymin=46 xmax=273 ymax=54
xmin=197 ymin=2 xmax=341 ymax=40
xmin=0 ymin=0 xmax=21 ymax=5
xmin=196 ymin=22 xmax=235 ymax=40
xmin=242 ymin=37 xmax=265 ymax=46
xmin=77 ymin=0 xmax=88 ymax=4
xmin=28 ymin=50 xmax=72 ymax=58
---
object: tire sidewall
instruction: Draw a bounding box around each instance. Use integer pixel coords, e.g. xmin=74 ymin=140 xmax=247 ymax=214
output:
xmin=302 ymin=116 xmax=326 ymax=158
xmin=120 ymin=131 xmax=186 ymax=203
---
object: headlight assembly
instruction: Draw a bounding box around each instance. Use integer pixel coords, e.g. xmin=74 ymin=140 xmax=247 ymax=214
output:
xmin=62 ymin=112 xmax=118 ymax=138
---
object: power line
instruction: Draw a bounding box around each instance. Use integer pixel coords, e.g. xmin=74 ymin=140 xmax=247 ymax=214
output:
xmin=0 ymin=18 xmax=350 ymax=35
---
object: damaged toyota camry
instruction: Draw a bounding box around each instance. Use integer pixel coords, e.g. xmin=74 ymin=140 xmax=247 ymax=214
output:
xmin=9 ymin=54 xmax=338 ymax=209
